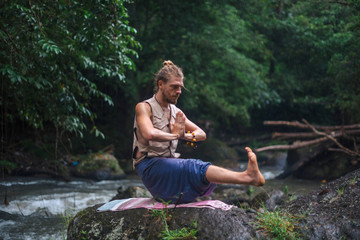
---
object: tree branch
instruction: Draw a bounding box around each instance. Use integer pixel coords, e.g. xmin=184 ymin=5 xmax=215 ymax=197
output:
xmin=302 ymin=119 xmax=360 ymax=157
xmin=255 ymin=136 xmax=329 ymax=152
xmin=264 ymin=120 xmax=360 ymax=131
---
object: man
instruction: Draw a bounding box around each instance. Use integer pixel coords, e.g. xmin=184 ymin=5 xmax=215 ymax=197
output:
xmin=132 ymin=60 xmax=265 ymax=203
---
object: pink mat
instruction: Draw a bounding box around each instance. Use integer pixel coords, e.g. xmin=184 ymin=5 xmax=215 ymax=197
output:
xmin=97 ymin=198 xmax=234 ymax=212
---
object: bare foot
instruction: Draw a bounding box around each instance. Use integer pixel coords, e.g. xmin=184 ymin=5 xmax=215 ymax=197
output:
xmin=245 ymin=147 xmax=265 ymax=186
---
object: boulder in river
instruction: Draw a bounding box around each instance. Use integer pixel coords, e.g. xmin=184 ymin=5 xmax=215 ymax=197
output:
xmin=70 ymin=153 xmax=126 ymax=181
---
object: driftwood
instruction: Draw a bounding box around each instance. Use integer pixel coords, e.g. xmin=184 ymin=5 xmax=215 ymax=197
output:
xmin=263 ymin=120 xmax=360 ymax=131
xmin=271 ymin=129 xmax=360 ymax=140
xmin=256 ymin=137 xmax=329 ymax=152
xmin=257 ymin=119 xmax=360 ymax=179
xmin=256 ymin=119 xmax=360 ymax=158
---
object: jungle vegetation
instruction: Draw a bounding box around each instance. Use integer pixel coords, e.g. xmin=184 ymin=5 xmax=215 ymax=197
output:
xmin=1 ymin=0 xmax=359 ymax=170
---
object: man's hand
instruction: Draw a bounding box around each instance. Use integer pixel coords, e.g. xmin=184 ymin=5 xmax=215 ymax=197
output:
xmin=170 ymin=111 xmax=185 ymax=139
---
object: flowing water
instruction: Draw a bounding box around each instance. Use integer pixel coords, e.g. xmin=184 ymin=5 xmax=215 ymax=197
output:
xmin=0 ymin=177 xmax=144 ymax=240
xmin=0 ymin=168 xmax=321 ymax=240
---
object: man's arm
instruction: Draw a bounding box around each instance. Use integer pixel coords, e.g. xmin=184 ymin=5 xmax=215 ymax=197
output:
xmin=182 ymin=116 xmax=206 ymax=142
xmin=135 ymin=102 xmax=181 ymax=141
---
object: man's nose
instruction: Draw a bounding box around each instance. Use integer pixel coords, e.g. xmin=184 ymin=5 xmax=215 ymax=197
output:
xmin=176 ymin=88 xmax=182 ymax=94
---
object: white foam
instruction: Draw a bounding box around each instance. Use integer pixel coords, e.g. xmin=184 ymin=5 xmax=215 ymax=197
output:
xmin=23 ymin=232 xmax=65 ymax=240
xmin=0 ymin=190 xmax=115 ymax=216
xmin=262 ymin=171 xmax=277 ymax=180
xmin=0 ymin=180 xmax=55 ymax=187
xmin=0 ymin=220 xmax=16 ymax=228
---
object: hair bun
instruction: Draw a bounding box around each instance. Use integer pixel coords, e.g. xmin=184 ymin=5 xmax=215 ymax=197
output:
xmin=163 ymin=60 xmax=174 ymax=67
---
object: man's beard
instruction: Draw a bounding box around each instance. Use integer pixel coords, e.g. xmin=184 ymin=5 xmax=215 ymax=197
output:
xmin=162 ymin=90 xmax=178 ymax=104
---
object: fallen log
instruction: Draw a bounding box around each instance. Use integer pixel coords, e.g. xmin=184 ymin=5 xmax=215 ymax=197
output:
xmin=272 ymin=132 xmax=319 ymax=140
xmin=272 ymin=129 xmax=360 ymax=141
xmin=257 ymin=119 xmax=360 ymax=158
xmin=264 ymin=121 xmax=360 ymax=131
xmin=255 ymin=137 xmax=329 ymax=152
xmin=257 ymin=119 xmax=360 ymax=179
xmin=302 ymin=119 xmax=360 ymax=157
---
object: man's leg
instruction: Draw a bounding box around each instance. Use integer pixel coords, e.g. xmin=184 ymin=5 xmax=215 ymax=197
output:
xmin=205 ymin=147 xmax=265 ymax=186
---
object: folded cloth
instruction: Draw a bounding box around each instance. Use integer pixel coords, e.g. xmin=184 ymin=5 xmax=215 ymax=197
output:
xmin=97 ymin=198 xmax=234 ymax=212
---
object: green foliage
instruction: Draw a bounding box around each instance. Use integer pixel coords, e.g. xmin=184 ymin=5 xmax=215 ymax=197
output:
xmin=254 ymin=208 xmax=302 ymax=240
xmin=0 ymin=0 xmax=139 ymax=139
xmin=62 ymin=209 xmax=75 ymax=229
xmin=129 ymin=0 xmax=360 ymax=133
xmin=249 ymin=186 xmax=255 ymax=199
xmin=60 ymin=208 xmax=75 ymax=240
xmin=149 ymin=201 xmax=198 ymax=240
xmin=128 ymin=0 xmax=279 ymax=132
xmin=0 ymin=160 xmax=17 ymax=175
xmin=161 ymin=225 xmax=198 ymax=240
xmin=350 ymin=176 xmax=357 ymax=186
xmin=1 ymin=0 xmax=360 ymax=162
xmin=283 ymin=185 xmax=289 ymax=195
xmin=336 ymin=186 xmax=345 ymax=196
xmin=263 ymin=0 xmax=360 ymax=124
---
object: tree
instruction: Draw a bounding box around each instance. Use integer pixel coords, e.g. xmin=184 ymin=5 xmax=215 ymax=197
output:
xmin=128 ymin=0 xmax=279 ymax=133
xmin=259 ymin=0 xmax=360 ymax=125
xmin=0 ymin=0 xmax=140 ymax=156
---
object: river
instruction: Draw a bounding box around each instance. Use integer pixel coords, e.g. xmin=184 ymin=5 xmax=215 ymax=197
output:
xmin=0 ymin=168 xmax=321 ymax=240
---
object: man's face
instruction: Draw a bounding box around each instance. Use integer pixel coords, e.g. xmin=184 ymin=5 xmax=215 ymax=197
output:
xmin=160 ymin=77 xmax=184 ymax=105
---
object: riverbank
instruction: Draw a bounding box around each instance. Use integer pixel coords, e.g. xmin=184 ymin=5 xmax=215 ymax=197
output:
xmin=0 ymin=172 xmax=322 ymax=240
xmin=0 ymin=176 xmax=143 ymax=240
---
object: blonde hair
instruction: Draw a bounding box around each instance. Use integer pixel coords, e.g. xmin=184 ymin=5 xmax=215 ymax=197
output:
xmin=154 ymin=60 xmax=183 ymax=92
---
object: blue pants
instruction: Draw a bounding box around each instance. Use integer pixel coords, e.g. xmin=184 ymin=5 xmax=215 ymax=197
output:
xmin=136 ymin=157 xmax=217 ymax=204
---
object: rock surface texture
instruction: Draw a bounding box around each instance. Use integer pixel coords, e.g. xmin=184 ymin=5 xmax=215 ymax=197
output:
xmin=67 ymin=168 xmax=360 ymax=239
xmin=285 ymin=168 xmax=360 ymax=239
xmin=67 ymin=205 xmax=263 ymax=240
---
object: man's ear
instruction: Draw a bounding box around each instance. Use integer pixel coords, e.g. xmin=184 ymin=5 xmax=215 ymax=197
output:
xmin=158 ymin=80 xmax=164 ymax=89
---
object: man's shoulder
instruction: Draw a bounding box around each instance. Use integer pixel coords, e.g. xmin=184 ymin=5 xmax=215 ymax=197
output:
xmin=135 ymin=101 xmax=151 ymax=115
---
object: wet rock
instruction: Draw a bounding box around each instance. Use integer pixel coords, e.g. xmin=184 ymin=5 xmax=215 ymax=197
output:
xmin=294 ymin=151 xmax=360 ymax=180
xmin=111 ymin=186 xmax=152 ymax=200
xmin=67 ymin=204 xmax=265 ymax=240
xmin=264 ymin=190 xmax=286 ymax=211
xmin=281 ymin=142 xmax=360 ymax=180
xmin=249 ymin=191 xmax=268 ymax=209
xmin=70 ymin=153 xmax=125 ymax=181
xmin=207 ymin=185 xmax=250 ymax=207
xmin=249 ymin=190 xmax=286 ymax=210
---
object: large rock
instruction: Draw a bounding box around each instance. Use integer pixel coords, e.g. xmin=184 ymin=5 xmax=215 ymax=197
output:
xmin=280 ymin=141 xmax=360 ymax=180
xmin=293 ymin=150 xmax=360 ymax=180
xmin=67 ymin=204 xmax=264 ymax=240
xmin=285 ymin=168 xmax=360 ymax=239
xmin=111 ymin=186 xmax=153 ymax=201
xmin=67 ymin=168 xmax=360 ymax=240
xmin=70 ymin=153 xmax=126 ymax=181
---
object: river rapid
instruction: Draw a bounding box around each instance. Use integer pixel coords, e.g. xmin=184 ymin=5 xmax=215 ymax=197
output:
xmin=0 ymin=177 xmax=144 ymax=240
xmin=0 ymin=168 xmax=321 ymax=240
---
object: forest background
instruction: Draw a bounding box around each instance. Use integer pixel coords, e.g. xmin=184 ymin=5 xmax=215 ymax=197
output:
xmin=1 ymin=0 xmax=359 ymax=176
